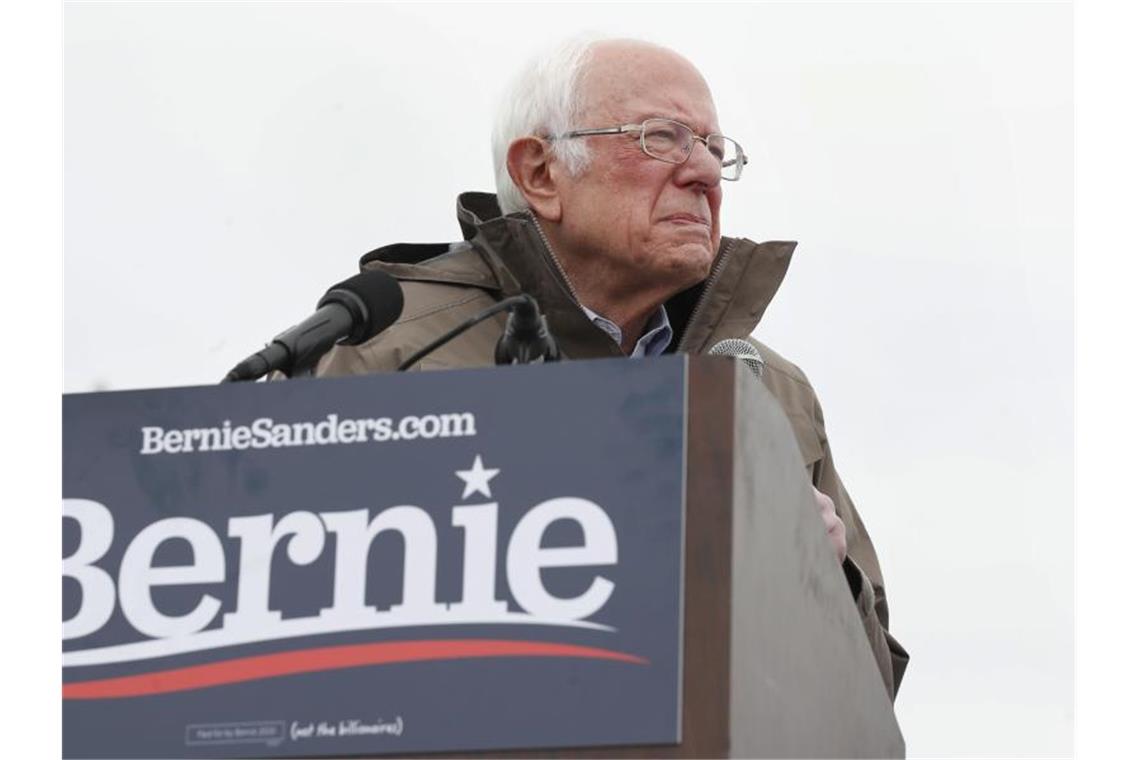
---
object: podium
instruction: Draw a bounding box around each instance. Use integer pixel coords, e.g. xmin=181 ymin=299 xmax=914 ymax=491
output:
xmin=62 ymin=356 xmax=903 ymax=759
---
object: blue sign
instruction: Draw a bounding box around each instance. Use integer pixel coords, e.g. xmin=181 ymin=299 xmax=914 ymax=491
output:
xmin=63 ymin=357 xmax=687 ymax=758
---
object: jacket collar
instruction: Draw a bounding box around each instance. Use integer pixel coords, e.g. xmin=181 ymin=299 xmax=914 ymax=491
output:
xmin=365 ymin=191 xmax=797 ymax=357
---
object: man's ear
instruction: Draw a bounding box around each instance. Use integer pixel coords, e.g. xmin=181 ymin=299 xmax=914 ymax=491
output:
xmin=506 ymin=137 xmax=562 ymax=222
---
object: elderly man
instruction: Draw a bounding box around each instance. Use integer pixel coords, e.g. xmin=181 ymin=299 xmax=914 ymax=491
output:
xmin=315 ymin=37 xmax=908 ymax=698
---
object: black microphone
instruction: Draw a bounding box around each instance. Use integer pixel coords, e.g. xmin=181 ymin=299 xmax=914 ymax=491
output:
xmin=494 ymin=294 xmax=560 ymax=364
xmin=223 ymin=270 xmax=404 ymax=382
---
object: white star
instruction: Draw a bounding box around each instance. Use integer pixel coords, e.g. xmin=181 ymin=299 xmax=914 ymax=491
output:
xmin=455 ymin=455 xmax=500 ymax=500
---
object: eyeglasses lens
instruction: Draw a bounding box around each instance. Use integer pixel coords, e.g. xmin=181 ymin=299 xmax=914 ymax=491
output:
xmin=640 ymin=119 xmax=744 ymax=180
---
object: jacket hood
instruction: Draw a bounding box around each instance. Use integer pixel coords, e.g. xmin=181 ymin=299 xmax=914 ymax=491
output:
xmin=361 ymin=191 xmax=797 ymax=355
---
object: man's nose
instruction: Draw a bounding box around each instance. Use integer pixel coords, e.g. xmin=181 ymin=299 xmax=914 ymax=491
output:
xmin=675 ymin=140 xmax=722 ymax=189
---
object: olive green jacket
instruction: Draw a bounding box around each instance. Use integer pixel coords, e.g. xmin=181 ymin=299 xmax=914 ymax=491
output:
xmin=315 ymin=192 xmax=908 ymax=699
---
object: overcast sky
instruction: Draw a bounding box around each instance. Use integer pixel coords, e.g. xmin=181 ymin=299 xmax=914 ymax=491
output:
xmin=64 ymin=2 xmax=1073 ymax=756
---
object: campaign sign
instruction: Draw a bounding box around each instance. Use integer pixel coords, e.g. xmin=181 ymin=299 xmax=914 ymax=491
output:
xmin=63 ymin=357 xmax=686 ymax=758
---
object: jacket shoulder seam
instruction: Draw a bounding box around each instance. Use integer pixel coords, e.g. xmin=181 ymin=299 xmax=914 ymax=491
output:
xmin=397 ymin=290 xmax=491 ymax=324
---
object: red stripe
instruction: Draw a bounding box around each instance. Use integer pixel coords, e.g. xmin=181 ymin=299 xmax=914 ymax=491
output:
xmin=62 ymin=639 xmax=647 ymax=700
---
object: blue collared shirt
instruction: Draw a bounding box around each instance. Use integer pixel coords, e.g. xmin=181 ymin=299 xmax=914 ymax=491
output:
xmin=581 ymin=304 xmax=674 ymax=358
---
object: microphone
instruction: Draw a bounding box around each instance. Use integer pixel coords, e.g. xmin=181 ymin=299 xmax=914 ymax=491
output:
xmin=223 ymin=270 xmax=404 ymax=382
xmin=708 ymin=338 xmax=765 ymax=380
xmin=494 ymin=294 xmax=561 ymax=365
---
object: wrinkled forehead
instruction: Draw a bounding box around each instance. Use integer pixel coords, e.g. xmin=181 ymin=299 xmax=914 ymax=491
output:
xmin=578 ymin=41 xmax=720 ymax=132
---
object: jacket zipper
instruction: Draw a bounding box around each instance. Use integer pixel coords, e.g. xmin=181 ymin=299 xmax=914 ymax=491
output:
xmin=677 ymin=236 xmax=740 ymax=351
xmin=526 ymin=209 xmax=581 ymax=304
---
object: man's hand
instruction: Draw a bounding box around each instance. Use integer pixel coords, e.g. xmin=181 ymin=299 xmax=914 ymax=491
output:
xmin=813 ymin=486 xmax=847 ymax=564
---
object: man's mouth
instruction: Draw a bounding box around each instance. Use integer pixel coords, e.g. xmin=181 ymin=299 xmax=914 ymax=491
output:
xmin=663 ymin=213 xmax=710 ymax=227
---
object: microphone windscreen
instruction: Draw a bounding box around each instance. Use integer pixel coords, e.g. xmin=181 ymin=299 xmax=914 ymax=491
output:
xmin=321 ymin=270 xmax=405 ymax=344
xmin=708 ymin=338 xmax=765 ymax=379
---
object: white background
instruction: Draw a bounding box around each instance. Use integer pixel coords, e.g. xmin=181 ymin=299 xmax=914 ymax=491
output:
xmin=61 ymin=2 xmax=1073 ymax=757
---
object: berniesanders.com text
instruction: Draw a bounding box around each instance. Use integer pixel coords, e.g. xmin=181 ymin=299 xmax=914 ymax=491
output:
xmin=138 ymin=412 xmax=477 ymax=455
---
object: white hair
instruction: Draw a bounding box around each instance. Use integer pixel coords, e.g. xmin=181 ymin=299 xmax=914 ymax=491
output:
xmin=491 ymin=35 xmax=604 ymax=216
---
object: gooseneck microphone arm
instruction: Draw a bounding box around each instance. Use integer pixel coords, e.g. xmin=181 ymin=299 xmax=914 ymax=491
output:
xmin=397 ymin=294 xmax=559 ymax=371
xmin=396 ymin=296 xmax=527 ymax=371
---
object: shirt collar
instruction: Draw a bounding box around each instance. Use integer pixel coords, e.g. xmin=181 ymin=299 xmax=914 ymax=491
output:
xmin=579 ymin=303 xmax=674 ymax=358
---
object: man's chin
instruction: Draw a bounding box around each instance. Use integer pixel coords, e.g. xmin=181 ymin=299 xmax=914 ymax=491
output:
xmin=679 ymin=241 xmax=717 ymax=273
xmin=664 ymin=247 xmax=716 ymax=291
xmin=634 ymin=238 xmax=716 ymax=291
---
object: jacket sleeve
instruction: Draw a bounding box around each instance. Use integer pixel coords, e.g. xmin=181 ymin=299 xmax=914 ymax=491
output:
xmin=808 ymin=385 xmax=909 ymax=701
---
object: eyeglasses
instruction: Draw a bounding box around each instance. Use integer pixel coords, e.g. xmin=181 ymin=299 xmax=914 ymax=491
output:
xmin=552 ymin=118 xmax=749 ymax=181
